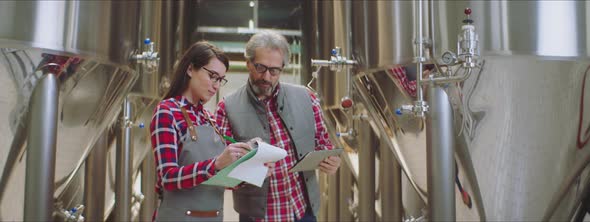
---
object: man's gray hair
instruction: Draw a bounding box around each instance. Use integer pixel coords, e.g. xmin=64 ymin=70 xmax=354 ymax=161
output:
xmin=244 ymin=30 xmax=290 ymax=66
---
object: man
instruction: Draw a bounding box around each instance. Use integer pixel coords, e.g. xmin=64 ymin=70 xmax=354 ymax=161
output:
xmin=215 ymin=30 xmax=341 ymax=222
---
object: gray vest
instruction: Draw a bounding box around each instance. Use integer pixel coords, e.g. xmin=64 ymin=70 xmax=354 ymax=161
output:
xmin=225 ymin=82 xmax=320 ymax=218
xmin=156 ymin=122 xmax=226 ymax=221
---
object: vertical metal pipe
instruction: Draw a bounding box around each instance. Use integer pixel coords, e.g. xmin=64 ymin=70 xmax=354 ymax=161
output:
xmin=253 ymin=0 xmax=258 ymax=28
xmin=300 ymin=0 xmax=315 ymax=85
xmin=358 ymin=119 xmax=376 ymax=222
xmin=380 ymin=140 xmax=402 ymax=221
xmin=426 ymin=85 xmax=455 ymax=221
xmin=327 ymin=173 xmax=339 ymax=221
xmin=140 ymin=153 xmax=158 ymax=221
xmin=84 ymin=132 xmax=108 ymax=222
xmin=318 ymin=173 xmax=328 ymax=221
xmin=115 ymin=98 xmax=133 ymax=221
xmin=24 ymin=73 xmax=59 ymax=221
xmin=339 ymin=163 xmax=354 ymax=221
xmin=415 ymin=0 xmax=425 ymax=103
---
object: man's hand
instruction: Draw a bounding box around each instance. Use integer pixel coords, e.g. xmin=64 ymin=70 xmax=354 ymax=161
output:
xmin=265 ymin=162 xmax=275 ymax=178
xmin=319 ymin=155 xmax=341 ymax=175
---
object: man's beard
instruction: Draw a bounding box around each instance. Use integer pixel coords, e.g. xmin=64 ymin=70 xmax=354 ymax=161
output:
xmin=250 ymin=78 xmax=277 ymax=97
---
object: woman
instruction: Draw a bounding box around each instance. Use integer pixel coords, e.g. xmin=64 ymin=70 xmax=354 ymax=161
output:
xmin=150 ymin=41 xmax=251 ymax=221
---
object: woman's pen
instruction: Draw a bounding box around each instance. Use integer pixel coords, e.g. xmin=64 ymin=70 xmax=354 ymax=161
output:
xmin=222 ymin=135 xmax=237 ymax=143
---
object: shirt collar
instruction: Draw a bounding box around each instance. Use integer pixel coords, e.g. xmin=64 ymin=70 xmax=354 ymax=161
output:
xmin=174 ymin=95 xmax=203 ymax=110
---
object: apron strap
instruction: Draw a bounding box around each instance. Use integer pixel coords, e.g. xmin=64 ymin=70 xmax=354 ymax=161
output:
xmin=180 ymin=107 xmax=198 ymax=141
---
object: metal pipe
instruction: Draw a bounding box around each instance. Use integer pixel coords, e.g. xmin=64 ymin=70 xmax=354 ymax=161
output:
xmin=424 ymin=68 xmax=473 ymax=84
xmin=84 ymin=132 xmax=108 ymax=222
xmin=358 ymin=119 xmax=376 ymax=222
xmin=253 ymin=0 xmax=258 ymax=28
xmin=310 ymin=59 xmax=332 ymax=66
xmin=339 ymin=163 xmax=354 ymax=221
xmin=426 ymin=84 xmax=455 ymax=221
xmin=24 ymin=73 xmax=59 ymax=221
xmin=380 ymin=140 xmax=403 ymax=221
xmin=115 ymin=98 xmax=133 ymax=221
xmin=318 ymin=173 xmax=328 ymax=221
xmin=327 ymin=172 xmax=339 ymax=221
xmin=543 ymin=145 xmax=590 ymax=221
xmin=569 ymin=173 xmax=590 ymax=221
xmin=140 ymin=153 xmax=158 ymax=221
xmin=415 ymin=0 xmax=425 ymax=103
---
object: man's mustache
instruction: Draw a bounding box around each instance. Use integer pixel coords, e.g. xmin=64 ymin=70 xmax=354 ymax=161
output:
xmin=254 ymin=79 xmax=272 ymax=85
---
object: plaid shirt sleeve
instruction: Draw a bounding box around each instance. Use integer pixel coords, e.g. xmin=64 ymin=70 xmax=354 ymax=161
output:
xmin=309 ymin=91 xmax=334 ymax=151
xmin=215 ymin=99 xmax=234 ymax=146
xmin=150 ymin=102 xmax=216 ymax=192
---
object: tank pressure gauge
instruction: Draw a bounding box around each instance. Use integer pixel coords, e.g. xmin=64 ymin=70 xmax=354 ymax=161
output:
xmin=441 ymin=51 xmax=457 ymax=65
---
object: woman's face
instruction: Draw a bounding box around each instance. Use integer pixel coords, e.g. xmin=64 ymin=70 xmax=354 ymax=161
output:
xmin=186 ymin=58 xmax=227 ymax=104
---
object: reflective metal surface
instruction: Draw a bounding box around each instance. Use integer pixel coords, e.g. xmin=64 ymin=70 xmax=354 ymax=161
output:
xmin=0 ymin=49 xmax=137 ymax=221
xmin=0 ymin=1 xmax=160 ymax=220
xmin=310 ymin=0 xmax=590 ymax=221
xmin=351 ymin=1 xmax=417 ymax=71
xmin=433 ymin=0 xmax=590 ymax=58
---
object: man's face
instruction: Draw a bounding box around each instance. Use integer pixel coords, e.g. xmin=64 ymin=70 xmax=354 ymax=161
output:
xmin=247 ymin=48 xmax=283 ymax=97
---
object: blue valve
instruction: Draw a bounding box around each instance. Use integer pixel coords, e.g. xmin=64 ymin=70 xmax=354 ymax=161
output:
xmin=70 ymin=208 xmax=77 ymax=213
xmin=139 ymin=123 xmax=145 ymax=128
xmin=395 ymin=108 xmax=403 ymax=116
xmin=335 ymin=132 xmax=341 ymax=137
xmin=331 ymin=49 xmax=337 ymax=56
xmin=144 ymin=38 xmax=151 ymax=45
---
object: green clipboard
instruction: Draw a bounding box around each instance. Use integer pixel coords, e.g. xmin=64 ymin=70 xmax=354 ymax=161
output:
xmin=202 ymin=149 xmax=258 ymax=187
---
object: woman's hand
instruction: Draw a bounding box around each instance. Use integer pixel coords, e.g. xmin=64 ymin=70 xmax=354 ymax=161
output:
xmin=214 ymin=142 xmax=251 ymax=170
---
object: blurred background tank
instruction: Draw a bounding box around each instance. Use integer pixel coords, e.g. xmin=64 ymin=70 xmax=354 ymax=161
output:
xmin=0 ymin=1 xmax=167 ymax=221
xmin=308 ymin=0 xmax=590 ymax=221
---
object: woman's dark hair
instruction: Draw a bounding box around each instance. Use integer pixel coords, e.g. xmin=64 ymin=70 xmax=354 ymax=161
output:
xmin=163 ymin=41 xmax=229 ymax=99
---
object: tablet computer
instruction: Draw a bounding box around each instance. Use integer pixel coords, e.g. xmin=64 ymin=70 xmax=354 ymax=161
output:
xmin=289 ymin=149 xmax=343 ymax=173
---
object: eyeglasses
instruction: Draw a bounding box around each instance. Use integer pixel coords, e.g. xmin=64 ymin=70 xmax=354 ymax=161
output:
xmin=253 ymin=63 xmax=282 ymax=76
xmin=202 ymin=67 xmax=228 ymax=86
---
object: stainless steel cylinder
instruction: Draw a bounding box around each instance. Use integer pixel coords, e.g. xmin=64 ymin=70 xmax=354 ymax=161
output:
xmin=358 ymin=119 xmax=376 ymax=222
xmin=327 ymin=173 xmax=339 ymax=221
xmin=24 ymin=73 xmax=59 ymax=221
xmin=140 ymin=153 xmax=158 ymax=222
xmin=339 ymin=163 xmax=354 ymax=222
xmin=426 ymin=85 xmax=455 ymax=221
xmin=115 ymin=98 xmax=134 ymax=221
xmin=84 ymin=132 xmax=108 ymax=222
xmin=380 ymin=140 xmax=403 ymax=221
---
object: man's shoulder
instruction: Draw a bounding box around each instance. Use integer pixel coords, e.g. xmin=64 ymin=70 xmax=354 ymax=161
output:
xmin=281 ymin=82 xmax=311 ymax=95
xmin=224 ymin=84 xmax=249 ymax=100
xmin=281 ymin=82 xmax=306 ymax=91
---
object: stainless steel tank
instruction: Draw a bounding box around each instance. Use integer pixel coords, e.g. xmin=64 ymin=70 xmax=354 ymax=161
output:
xmin=0 ymin=1 xmax=161 ymax=220
xmin=310 ymin=0 xmax=590 ymax=221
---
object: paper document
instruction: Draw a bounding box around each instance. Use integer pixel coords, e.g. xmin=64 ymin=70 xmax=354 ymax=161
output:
xmin=289 ymin=149 xmax=343 ymax=173
xmin=203 ymin=141 xmax=287 ymax=187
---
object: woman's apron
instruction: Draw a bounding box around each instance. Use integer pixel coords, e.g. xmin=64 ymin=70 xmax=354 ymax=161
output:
xmin=156 ymin=107 xmax=226 ymax=221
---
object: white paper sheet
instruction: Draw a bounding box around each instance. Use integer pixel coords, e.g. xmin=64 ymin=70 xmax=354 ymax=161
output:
xmin=227 ymin=141 xmax=287 ymax=187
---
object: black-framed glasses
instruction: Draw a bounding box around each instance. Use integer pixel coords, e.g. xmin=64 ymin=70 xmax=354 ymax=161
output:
xmin=253 ymin=63 xmax=282 ymax=76
xmin=202 ymin=67 xmax=228 ymax=86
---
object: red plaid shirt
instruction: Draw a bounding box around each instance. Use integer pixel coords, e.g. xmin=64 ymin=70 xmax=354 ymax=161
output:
xmin=150 ymin=96 xmax=218 ymax=195
xmin=216 ymin=84 xmax=334 ymax=222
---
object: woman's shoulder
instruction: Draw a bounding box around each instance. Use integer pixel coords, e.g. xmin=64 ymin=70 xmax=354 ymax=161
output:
xmin=156 ymin=97 xmax=180 ymax=110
